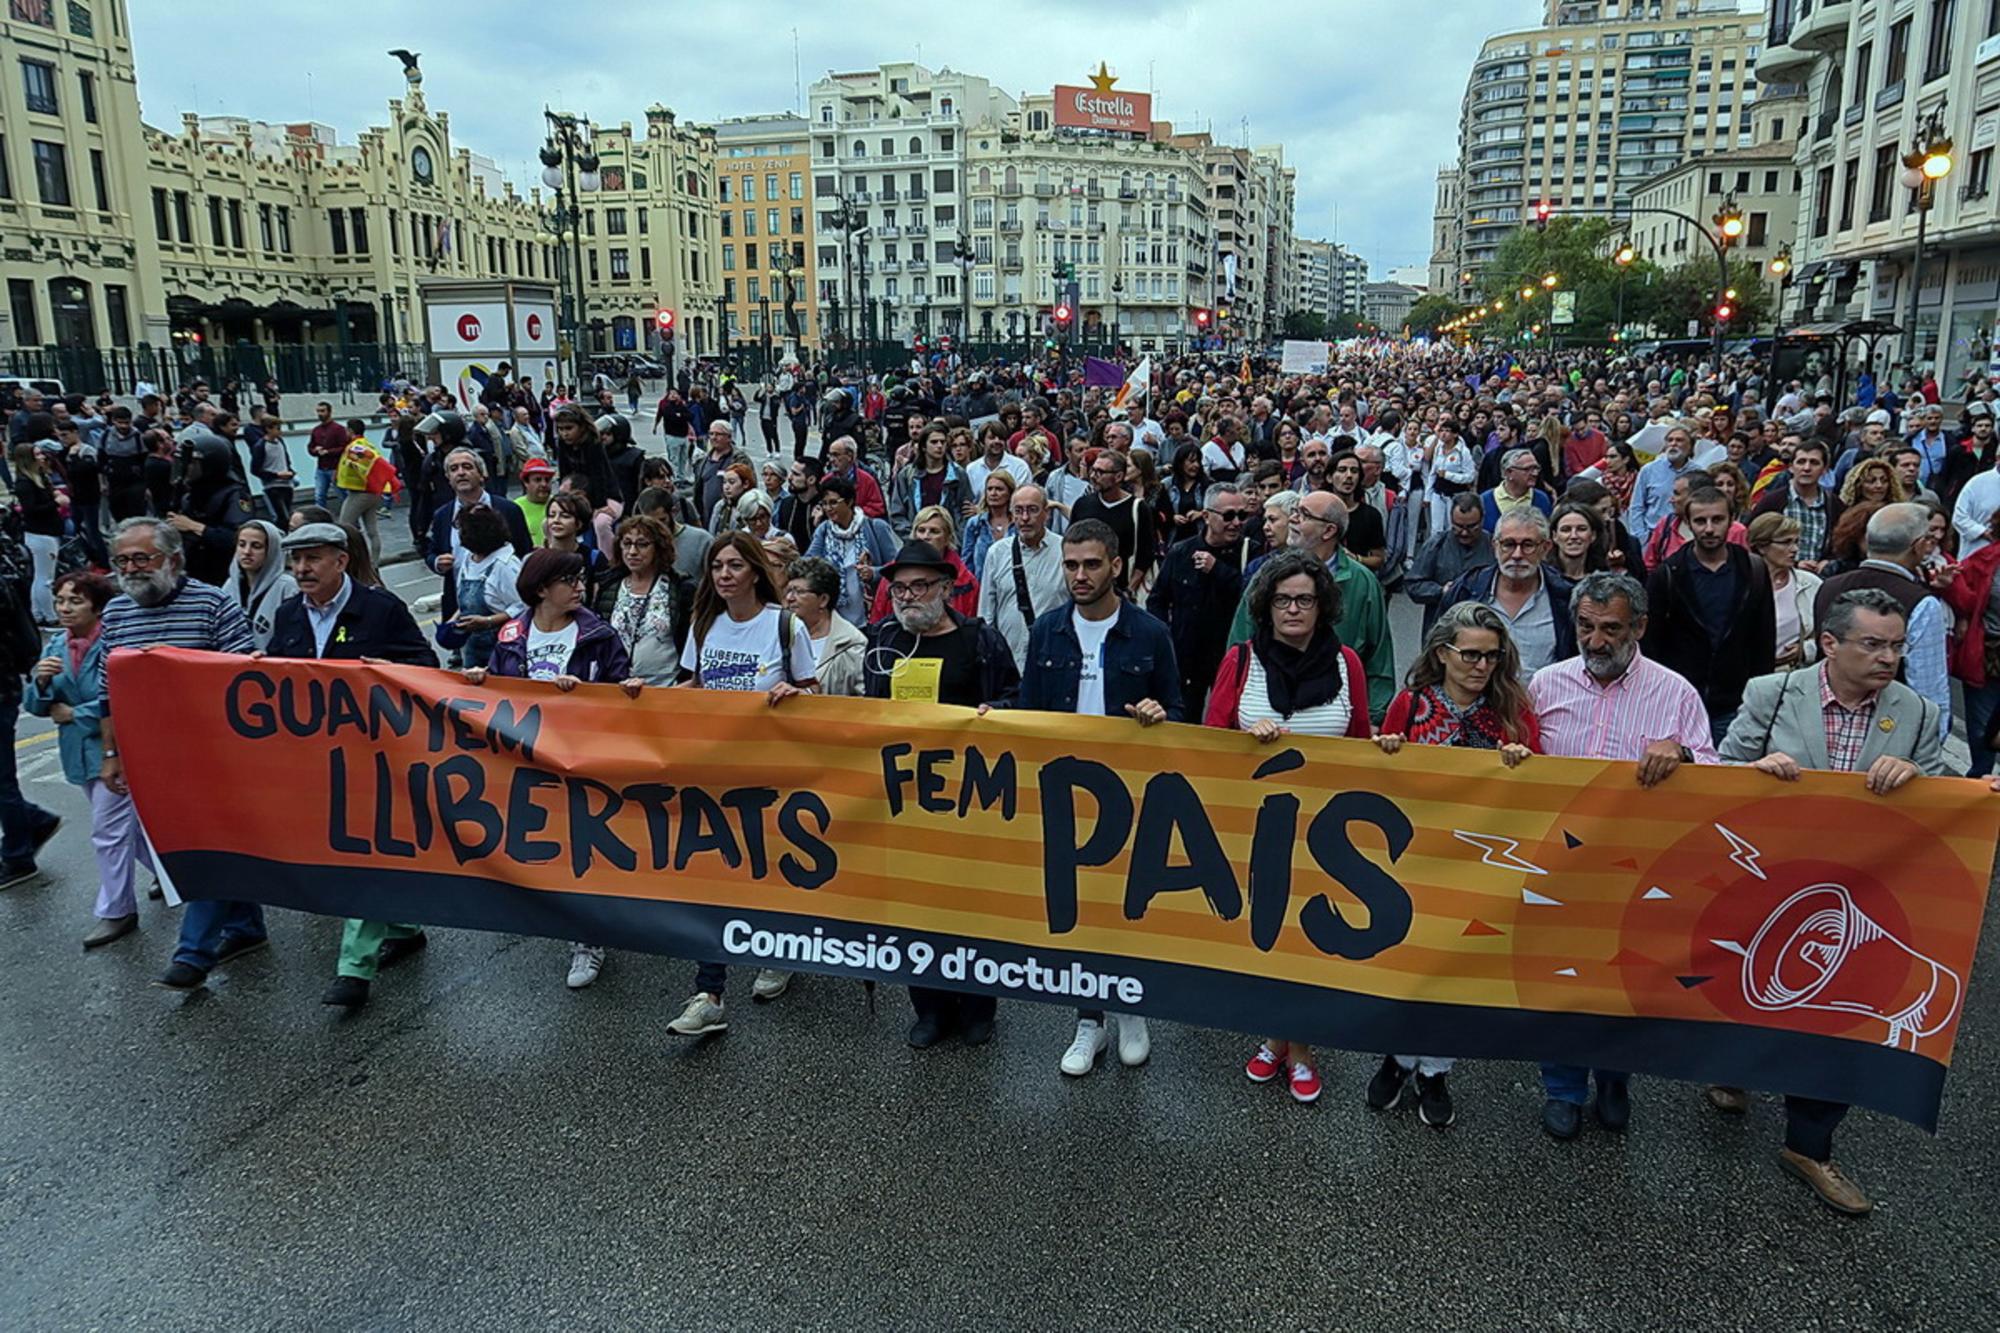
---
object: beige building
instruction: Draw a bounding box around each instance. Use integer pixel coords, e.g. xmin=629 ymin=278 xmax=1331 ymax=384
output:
xmin=1454 ymin=0 xmax=1768 ymax=292
xmin=1760 ymin=0 xmax=2000 ymax=386
xmin=1429 ymin=165 xmax=1465 ymax=294
xmin=1627 ymin=97 xmax=1800 ymax=310
xmin=1165 ymin=133 xmax=1288 ymax=343
xmin=711 ymin=114 xmax=820 ymax=360
xmin=964 ymin=92 xmax=1212 ymax=352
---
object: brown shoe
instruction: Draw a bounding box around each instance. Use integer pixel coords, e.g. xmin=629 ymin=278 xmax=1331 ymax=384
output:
xmin=1705 ymin=1084 xmax=1748 ymax=1115
xmin=1779 ymin=1148 xmax=1873 ymax=1216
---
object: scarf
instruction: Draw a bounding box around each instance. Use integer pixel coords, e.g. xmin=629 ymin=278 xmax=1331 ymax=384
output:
xmin=1251 ymin=622 xmax=1344 ymax=716
xmin=612 ymin=573 xmax=674 ymax=651
xmin=1402 ymin=683 xmax=1507 ymax=750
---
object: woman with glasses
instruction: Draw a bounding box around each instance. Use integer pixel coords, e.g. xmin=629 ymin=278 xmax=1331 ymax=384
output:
xmin=595 ymin=512 xmax=688 ymax=687
xmin=1747 ymin=512 xmax=1820 ymax=671
xmin=464 ymin=548 xmax=637 ymax=992
xmin=1367 ymin=602 xmax=1542 ymax=1129
xmin=1204 ymin=549 xmax=1371 ymax=1106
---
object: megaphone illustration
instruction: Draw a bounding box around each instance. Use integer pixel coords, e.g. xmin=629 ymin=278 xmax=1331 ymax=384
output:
xmin=1742 ymin=884 xmax=1961 ymax=1051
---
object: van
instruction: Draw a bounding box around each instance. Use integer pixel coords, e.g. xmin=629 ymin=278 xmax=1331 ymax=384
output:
xmin=0 ymin=376 xmax=66 ymax=401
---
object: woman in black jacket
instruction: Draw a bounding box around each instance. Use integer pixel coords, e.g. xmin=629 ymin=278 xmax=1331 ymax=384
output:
xmin=11 ymin=438 xmax=64 ymax=623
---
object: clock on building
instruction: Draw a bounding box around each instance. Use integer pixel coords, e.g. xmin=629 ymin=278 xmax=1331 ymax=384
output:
xmin=411 ymin=146 xmax=434 ymax=186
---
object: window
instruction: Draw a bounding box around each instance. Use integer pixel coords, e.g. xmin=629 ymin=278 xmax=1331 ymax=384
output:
xmin=607 ymin=207 xmax=627 ymax=234
xmin=610 ymin=248 xmax=629 ymax=280
xmin=77 ymin=69 xmax=96 ymax=123
xmin=933 ymin=169 xmax=954 ymax=195
xmin=348 ymin=206 xmax=366 ymax=254
xmin=723 ymin=244 xmax=735 ymax=271
xmin=638 ymin=207 xmax=648 ymax=234
xmin=742 ymin=175 xmax=756 ymax=202
xmin=1884 ymin=18 xmax=1911 ymax=91
xmin=748 ymin=277 xmax=761 ymax=302
xmin=819 ymin=140 xmax=834 ymax=158
xmin=719 ymin=177 xmax=731 ymax=202
xmin=744 ymin=209 xmax=758 ymax=236
xmin=587 ymin=250 xmax=598 ymax=283
xmin=1838 ymin=157 xmax=1859 ymax=229
xmin=790 ymin=207 xmax=804 ymax=234
xmin=1763 ymin=170 xmax=1779 ymax=193
xmin=276 ymin=205 xmax=291 ymax=253
xmin=766 ymin=208 xmax=779 ymax=235
xmin=1707 ymin=170 xmax=1723 ymax=193
xmin=1923 ymin=0 xmax=1957 ymax=81
xmin=226 ymin=198 xmax=245 ymax=248
xmin=329 ymin=207 xmax=348 ymax=255
xmin=1813 ymin=165 xmax=1834 ymax=237
xmin=389 ymin=207 xmax=399 ymax=255
xmin=152 ymin=187 xmax=170 ymax=239
xmin=257 ymin=202 xmax=273 ymax=251
xmin=8 ymin=279 xmax=38 ymax=345
xmin=747 ymin=243 xmax=760 ymax=268
xmin=21 ymin=60 xmax=58 ymax=115
xmin=173 ymin=190 xmax=191 ymax=243
xmin=1868 ymin=143 xmax=1897 ymax=221
xmin=1851 ymin=44 xmax=1872 ymax=109
xmin=879 ymin=138 xmax=893 ymax=156
xmin=641 ymin=248 xmax=652 ymax=281
xmin=720 ymin=212 xmax=732 ymax=237
xmin=766 ymin=172 xmax=779 ymax=200
xmin=105 ymin=284 xmax=130 ymax=347
xmin=1964 ymin=147 xmax=1993 ymax=198
xmin=1747 ymin=211 xmax=1767 ymax=246
xmin=788 ymin=172 xmax=803 ymax=200
xmin=815 ymin=175 xmax=836 ymax=197
xmin=31 ymin=140 xmax=69 ymax=206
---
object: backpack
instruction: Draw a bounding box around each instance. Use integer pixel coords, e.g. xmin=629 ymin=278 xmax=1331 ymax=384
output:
xmin=0 ymin=523 xmax=43 ymax=675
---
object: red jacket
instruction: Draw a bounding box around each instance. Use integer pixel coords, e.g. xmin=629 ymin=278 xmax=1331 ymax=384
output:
xmin=867 ymin=547 xmax=981 ymax=624
xmin=1380 ymin=689 xmax=1544 ymax=752
xmin=1941 ymin=543 xmax=2000 ymax=685
xmin=1203 ymin=640 xmax=1371 ymax=737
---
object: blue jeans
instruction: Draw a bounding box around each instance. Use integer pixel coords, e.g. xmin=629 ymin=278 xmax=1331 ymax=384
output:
xmin=173 ymin=899 xmax=268 ymax=972
xmin=1964 ymin=679 xmax=2000 ymax=778
xmin=313 ymin=466 xmax=338 ymax=507
xmin=0 ymin=679 xmax=57 ymax=867
xmin=1540 ymin=1062 xmax=1626 ymax=1105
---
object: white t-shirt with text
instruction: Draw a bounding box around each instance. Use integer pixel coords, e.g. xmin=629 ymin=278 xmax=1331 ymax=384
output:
xmin=1072 ymin=609 xmax=1115 ymax=717
xmin=681 ymin=604 xmax=816 ymax=692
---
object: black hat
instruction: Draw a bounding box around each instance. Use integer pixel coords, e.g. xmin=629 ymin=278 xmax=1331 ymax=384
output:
xmin=880 ymin=540 xmax=954 ymax=578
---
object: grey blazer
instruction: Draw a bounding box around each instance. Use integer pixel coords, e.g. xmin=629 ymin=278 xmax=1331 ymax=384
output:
xmin=1719 ymin=668 xmax=1944 ymax=776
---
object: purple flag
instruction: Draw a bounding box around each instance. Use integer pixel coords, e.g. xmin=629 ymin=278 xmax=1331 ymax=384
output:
xmin=1083 ymin=356 xmax=1125 ymax=388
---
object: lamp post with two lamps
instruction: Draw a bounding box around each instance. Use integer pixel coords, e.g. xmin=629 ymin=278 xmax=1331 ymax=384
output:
xmin=539 ymin=110 xmax=600 ymax=387
xmin=1899 ymin=108 xmax=1956 ymax=370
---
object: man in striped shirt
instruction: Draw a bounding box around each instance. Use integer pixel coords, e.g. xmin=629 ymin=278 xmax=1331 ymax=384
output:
xmin=94 ymin=518 xmax=260 ymax=992
xmin=1527 ymin=571 xmax=1718 ymax=1142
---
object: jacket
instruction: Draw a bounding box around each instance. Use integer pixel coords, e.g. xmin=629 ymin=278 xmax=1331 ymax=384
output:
xmin=488 ymin=607 xmax=633 ymax=683
xmin=813 ymin=613 xmax=869 ymax=698
xmin=1227 ymin=548 xmax=1395 ymax=719
xmin=1202 ymin=640 xmax=1370 ymax=737
xmin=1774 ymin=565 xmax=1824 ymax=666
xmin=1405 ymin=531 xmax=1495 ymax=630
xmin=866 ymin=547 xmax=980 ymax=625
xmin=1942 ymin=541 xmax=2000 ymax=686
xmin=1751 ymin=478 xmax=1847 ymax=543
xmin=1479 ymin=486 xmax=1553 ymax=533
xmin=1719 ymin=668 xmax=1942 ymax=775
xmin=1146 ymin=532 xmax=1249 ymax=693
xmin=426 ymin=492 xmax=534 ymax=572
xmin=230 ymin=520 xmax=298 ymax=651
xmin=860 ymin=607 xmax=1021 ymax=707
xmin=264 ymin=578 xmax=435 ymax=665
xmin=1438 ymin=562 xmax=1580 ymax=664
xmin=890 ymin=462 xmax=970 ymax=536
xmin=1014 ymin=598 xmax=1184 ymax=720
xmin=1641 ymin=544 xmax=1776 ymax=717
xmin=24 ymin=627 xmax=108 ymax=784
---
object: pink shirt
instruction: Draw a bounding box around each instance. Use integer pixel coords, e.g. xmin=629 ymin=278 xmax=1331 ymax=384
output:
xmin=1528 ymin=649 xmax=1720 ymax=763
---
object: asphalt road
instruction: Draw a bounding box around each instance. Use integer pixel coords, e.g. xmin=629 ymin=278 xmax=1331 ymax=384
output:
xmin=2 ymin=520 xmax=1997 ymax=1330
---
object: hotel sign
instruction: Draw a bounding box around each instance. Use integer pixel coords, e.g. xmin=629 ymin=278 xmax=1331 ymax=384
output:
xmin=1054 ymin=62 xmax=1152 ymax=134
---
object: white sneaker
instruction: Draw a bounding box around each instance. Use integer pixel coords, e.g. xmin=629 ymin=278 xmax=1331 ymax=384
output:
xmin=1117 ymin=1015 xmax=1151 ymax=1067
xmin=667 ymin=993 xmax=727 ymax=1036
xmin=565 ymin=944 xmax=605 ymax=990
xmin=1059 ymin=1019 xmax=1108 ymax=1076
xmin=751 ymin=968 xmax=792 ymax=1001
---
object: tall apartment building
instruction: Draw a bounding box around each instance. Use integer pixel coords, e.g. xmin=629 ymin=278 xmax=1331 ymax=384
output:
xmin=1332 ymin=244 xmax=1369 ymax=314
xmin=711 ymin=114 xmax=820 ymax=359
xmin=1454 ymin=0 xmax=1767 ymax=290
xmin=0 ymin=0 xmax=724 ymax=366
xmin=1296 ymin=238 xmax=1336 ymax=320
xmin=1429 ymin=165 xmax=1464 ymax=293
xmin=964 ymin=92 xmax=1210 ymax=352
xmin=807 ymin=63 xmax=1014 ymax=348
xmin=1165 ymin=132 xmax=1289 ymax=343
xmin=1256 ymin=147 xmax=1299 ymax=328
xmin=1760 ymin=0 xmax=2000 ymax=386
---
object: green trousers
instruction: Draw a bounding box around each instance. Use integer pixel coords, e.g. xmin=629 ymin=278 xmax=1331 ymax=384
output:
xmin=338 ymin=918 xmax=422 ymax=980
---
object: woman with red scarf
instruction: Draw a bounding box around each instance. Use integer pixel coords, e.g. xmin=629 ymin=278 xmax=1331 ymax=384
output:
xmin=1365 ymin=601 xmax=1543 ymax=1130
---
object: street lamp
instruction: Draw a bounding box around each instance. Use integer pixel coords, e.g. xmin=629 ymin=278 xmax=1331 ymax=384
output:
xmin=541 ymin=110 xmax=600 ymax=385
xmin=1899 ymin=108 xmax=1955 ymax=368
xmin=953 ymin=230 xmax=974 ymax=355
xmin=1714 ymin=195 xmax=1746 ymax=244
xmin=1769 ymin=243 xmax=1794 ymax=338
xmin=774 ymin=246 xmax=802 ymax=362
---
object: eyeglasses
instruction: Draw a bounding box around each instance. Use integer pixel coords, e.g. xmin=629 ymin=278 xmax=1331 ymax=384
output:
xmin=1441 ymin=644 xmax=1506 ymax=666
xmin=1271 ymin=593 xmax=1318 ymax=611
xmin=1838 ymin=636 xmax=1907 ymax=658
xmin=889 ymin=577 xmax=947 ymax=600
xmin=1495 ymin=538 xmax=1543 ymax=552
xmin=1208 ymin=509 xmax=1250 ymax=524
xmin=111 ymin=552 xmax=166 ymax=570
xmin=619 ymin=538 xmax=655 ymax=550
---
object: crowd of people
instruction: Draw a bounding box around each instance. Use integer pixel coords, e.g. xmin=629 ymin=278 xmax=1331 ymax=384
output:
xmin=4 ymin=337 xmax=1999 ymax=1221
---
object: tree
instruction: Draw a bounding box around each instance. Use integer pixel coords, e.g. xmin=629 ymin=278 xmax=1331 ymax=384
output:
xmin=1325 ymin=310 xmax=1366 ymax=340
xmin=1281 ymin=309 xmax=1328 ymax=340
xmin=1404 ymin=294 xmax=1461 ymax=337
xmin=1645 ymin=258 xmax=1775 ymax=338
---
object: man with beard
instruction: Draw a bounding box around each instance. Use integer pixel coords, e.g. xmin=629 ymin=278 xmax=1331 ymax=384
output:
xmin=95 ymin=519 xmax=259 ymax=991
xmin=1069 ymin=448 xmax=1156 ymax=590
xmin=861 ymin=540 xmax=1020 ymax=1048
xmin=1626 ymin=423 xmax=1701 ymax=536
xmin=774 ymin=456 xmax=823 ymax=551
xmin=166 ymin=431 xmax=253 ymax=587
xmin=1439 ymin=510 xmax=1576 ymax=675
xmin=1527 ymin=572 xmax=1716 ymax=1141
xmin=1292 ymin=437 xmax=1332 ymax=495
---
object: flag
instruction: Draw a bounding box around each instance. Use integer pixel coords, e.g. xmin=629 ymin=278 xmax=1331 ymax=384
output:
xmin=1083 ymin=356 xmax=1125 ymax=389
xmin=437 ymin=218 xmax=453 ymax=257
xmin=1240 ymin=355 xmax=1251 ymax=383
xmin=1110 ymin=355 xmax=1151 ymax=409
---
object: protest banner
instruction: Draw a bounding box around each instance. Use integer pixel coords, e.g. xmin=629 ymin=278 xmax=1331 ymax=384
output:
xmin=115 ymin=649 xmax=1998 ymax=1128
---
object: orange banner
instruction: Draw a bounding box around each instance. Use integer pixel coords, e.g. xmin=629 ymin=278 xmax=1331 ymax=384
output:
xmin=114 ymin=649 xmax=1999 ymax=1127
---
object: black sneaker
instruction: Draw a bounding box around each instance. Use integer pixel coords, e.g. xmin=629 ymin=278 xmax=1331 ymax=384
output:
xmin=0 ymin=861 xmax=39 ymax=891
xmin=321 ymin=975 xmax=370 ymax=1009
xmin=960 ymin=1015 xmax=995 ymax=1046
xmin=907 ymin=1013 xmax=949 ymax=1049
xmin=1415 ymin=1072 xmax=1456 ymax=1129
xmin=154 ymin=961 xmax=207 ymax=991
xmin=1594 ymin=1076 xmax=1632 ymax=1133
xmin=1542 ymin=1097 xmax=1582 ymax=1140
xmin=28 ymin=816 xmax=61 ymax=856
xmin=378 ymin=932 xmax=428 ymax=969
xmin=212 ymin=935 xmax=268 ymax=966
xmin=1365 ymin=1053 xmax=1411 ymax=1111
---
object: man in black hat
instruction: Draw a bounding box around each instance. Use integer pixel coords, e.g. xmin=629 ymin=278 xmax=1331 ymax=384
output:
xmin=862 ymin=539 xmax=1019 ymax=1048
xmin=263 ymin=522 xmax=437 ymax=1010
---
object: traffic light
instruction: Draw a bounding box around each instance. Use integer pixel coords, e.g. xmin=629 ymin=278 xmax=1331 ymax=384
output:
xmin=1533 ymin=200 xmax=1553 ymax=231
xmin=1053 ymin=303 xmax=1074 ymax=328
xmin=1192 ymin=308 xmax=1212 ymax=330
xmin=655 ymin=308 xmax=676 ymax=331
xmin=1714 ymin=300 xmax=1734 ymax=324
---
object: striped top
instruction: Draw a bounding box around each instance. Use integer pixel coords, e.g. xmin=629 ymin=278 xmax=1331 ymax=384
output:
xmin=98 ymin=577 xmax=256 ymax=715
xmin=1527 ymin=649 xmax=1718 ymax=764
xmin=1236 ymin=650 xmax=1351 ymax=738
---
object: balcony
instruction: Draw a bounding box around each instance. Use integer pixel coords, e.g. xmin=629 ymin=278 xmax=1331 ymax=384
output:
xmin=1001 ymin=256 xmax=1022 ymax=271
xmin=1085 ymin=184 xmax=1103 ymax=198
xmin=876 ymin=224 xmax=900 ymax=238
xmin=1033 ymin=183 xmax=1054 ymax=197
xmin=1118 ymin=186 xmax=1137 ymax=199
xmin=851 ymin=189 xmax=872 ymax=203
xmin=1754 ymin=38 xmax=1815 ymax=85
xmin=1791 ymin=0 xmax=1853 ymax=53
xmin=880 ymin=188 xmax=898 ymax=202
xmin=906 ymin=223 xmax=928 ymax=236
xmin=999 ymin=220 xmax=1022 ymax=235
xmin=877 ymin=260 xmax=901 ymax=274
xmin=907 ymin=187 xmax=927 ymax=201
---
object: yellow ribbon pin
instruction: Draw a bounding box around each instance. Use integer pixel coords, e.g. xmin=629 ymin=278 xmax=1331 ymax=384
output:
xmin=1879 ymin=717 xmax=1895 ymax=733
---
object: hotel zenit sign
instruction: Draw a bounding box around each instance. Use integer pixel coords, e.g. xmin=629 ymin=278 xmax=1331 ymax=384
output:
xmin=1053 ymin=62 xmax=1152 ymax=135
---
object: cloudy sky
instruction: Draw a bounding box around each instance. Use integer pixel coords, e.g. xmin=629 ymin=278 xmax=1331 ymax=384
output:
xmin=130 ymin=1 xmax=1530 ymax=285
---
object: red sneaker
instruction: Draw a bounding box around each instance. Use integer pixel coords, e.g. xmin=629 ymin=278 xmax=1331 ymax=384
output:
xmin=1289 ymin=1062 xmax=1323 ymax=1104
xmin=1245 ymin=1044 xmax=1283 ymax=1083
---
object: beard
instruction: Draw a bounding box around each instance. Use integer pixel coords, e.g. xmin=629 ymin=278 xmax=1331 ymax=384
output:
xmin=894 ymin=597 xmax=947 ymax=634
xmin=1583 ymin=639 xmax=1638 ymax=681
xmin=118 ymin=567 xmax=178 ymax=606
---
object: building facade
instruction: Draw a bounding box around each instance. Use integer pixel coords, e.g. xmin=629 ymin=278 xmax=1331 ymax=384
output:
xmin=1429 ymin=165 xmax=1464 ymax=293
xmin=1296 ymin=237 xmax=1335 ymax=320
xmin=711 ymin=114 xmax=820 ymax=361
xmin=1454 ymin=0 xmax=1768 ymax=292
xmin=1362 ymin=281 xmax=1423 ymax=330
xmin=1760 ymin=0 xmax=2000 ymax=388
xmin=1332 ymin=244 xmax=1369 ymax=315
xmin=1164 ymin=132 xmax=1291 ymax=344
